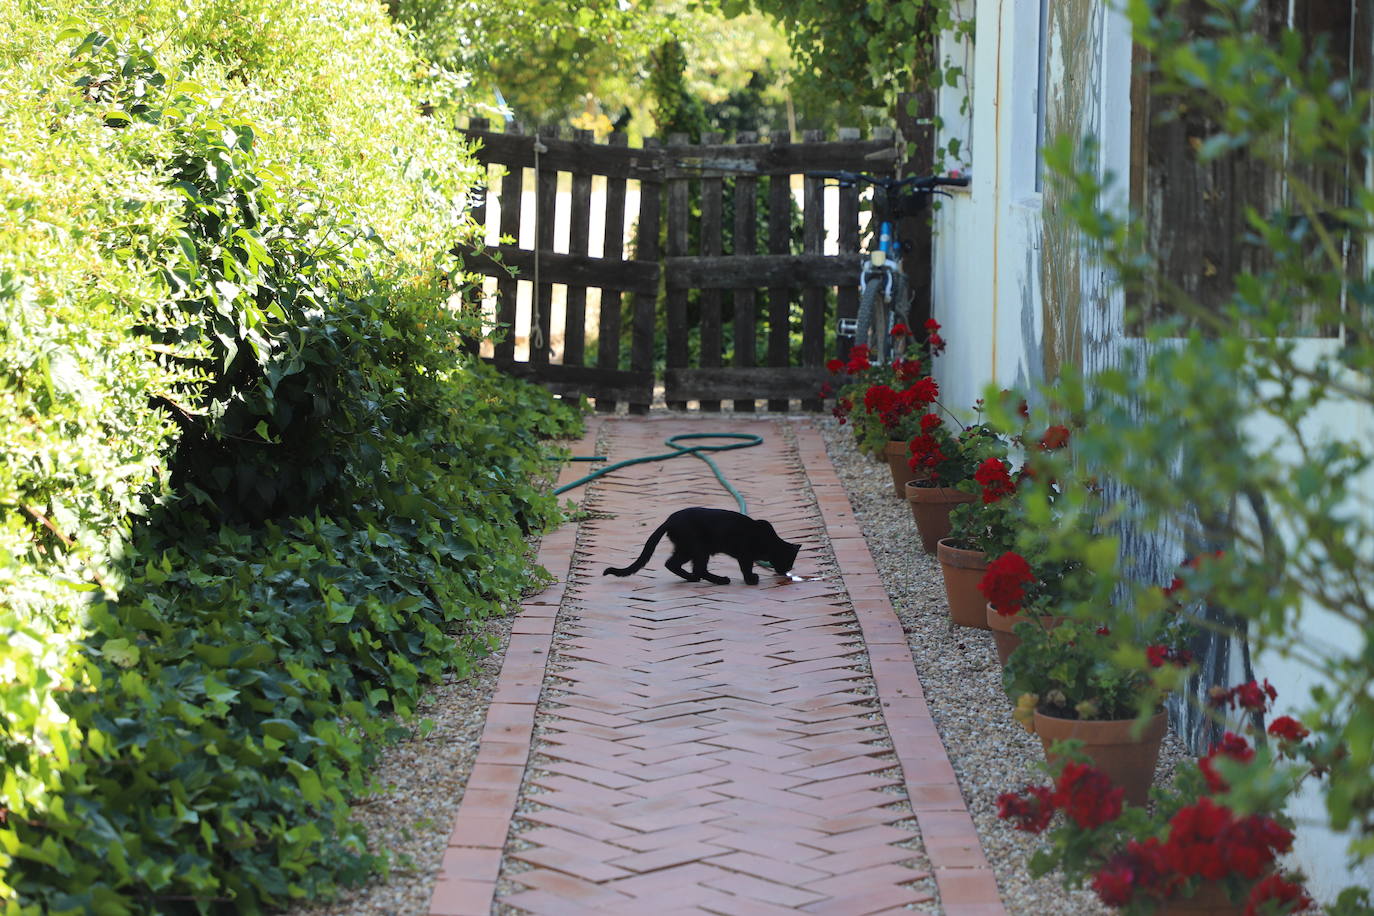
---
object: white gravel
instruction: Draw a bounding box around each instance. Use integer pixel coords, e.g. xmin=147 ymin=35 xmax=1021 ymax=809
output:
xmin=817 ymin=416 xmax=1187 ymax=916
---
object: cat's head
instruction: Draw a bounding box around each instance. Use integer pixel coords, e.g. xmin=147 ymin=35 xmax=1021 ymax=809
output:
xmin=771 ymin=539 xmax=801 ymax=576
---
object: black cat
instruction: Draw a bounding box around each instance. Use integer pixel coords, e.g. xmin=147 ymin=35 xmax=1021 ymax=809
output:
xmin=603 ymin=507 xmax=801 ymax=585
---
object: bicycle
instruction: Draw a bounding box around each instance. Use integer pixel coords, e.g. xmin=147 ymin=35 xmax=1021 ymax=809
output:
xmin=808 ymin=170 xmax=970 ymax=365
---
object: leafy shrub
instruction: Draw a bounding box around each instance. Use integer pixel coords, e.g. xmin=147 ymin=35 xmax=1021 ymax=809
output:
xmin=0 ymin=1 xmax=581 ymax=911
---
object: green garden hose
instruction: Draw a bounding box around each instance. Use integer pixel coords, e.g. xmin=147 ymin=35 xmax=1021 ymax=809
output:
xmin=555 ymin=432 xmax=763 ymax=515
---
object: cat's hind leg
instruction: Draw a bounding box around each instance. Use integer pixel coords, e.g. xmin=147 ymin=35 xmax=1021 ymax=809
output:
xmin=693 ymin=553 xmax=730 ymax=585
xmin=665 ymin=549 xmax=699 ymax=582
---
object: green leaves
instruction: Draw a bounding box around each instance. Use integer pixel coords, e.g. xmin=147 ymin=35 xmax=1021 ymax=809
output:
xmin=3 ymin=0 xmax=579 ymax=911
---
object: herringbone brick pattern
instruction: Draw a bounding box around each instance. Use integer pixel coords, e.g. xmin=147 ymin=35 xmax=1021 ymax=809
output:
xmin=429 ymin=418 xmax=1005 ymax=916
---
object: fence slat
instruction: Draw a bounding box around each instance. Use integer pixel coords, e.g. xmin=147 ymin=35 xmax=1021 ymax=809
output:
xmin=664 ymin=254 xmax=862 ymax=290
xmin=563 ymin=129 xmax=594 ymax=368
xmin=467 ymin=247 xmax=658 ymax=295
xmin=698 ymin=132 xmax=725 ymax=412
xmin=461 ymin=118 xmax=491 ymax=356
xmin=494 ymin=122 xmax=524 ymax=363
xmin=801 ymin=131 xmax=826 ymax=412
xmin=665 ymin=133 xmax=691 ymax=410
xmin=597 ymin=132 xmax=630 ymax=412
xmin=665 ymin=367 xmax=831 ymax=402
xmin=766 ymin=131 xmax=792 ymax=413
xmin=835 ymin=128 xmax=861 ymax=360
xmin=532 ymin=125 xmax=558 ymax=365
xmin=732 ymin=130 xmax=758 ymax=412
xmin=629 ymin=138 xmax=662 ymax=416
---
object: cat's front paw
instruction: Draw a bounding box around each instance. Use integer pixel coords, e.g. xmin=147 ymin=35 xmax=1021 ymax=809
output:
xmin=744 ymin=574 xmax=760 ymax=585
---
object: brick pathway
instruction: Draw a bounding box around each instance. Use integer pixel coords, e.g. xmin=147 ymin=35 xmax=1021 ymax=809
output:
xmin=428 ymin=417 xmax=1007 ymax=916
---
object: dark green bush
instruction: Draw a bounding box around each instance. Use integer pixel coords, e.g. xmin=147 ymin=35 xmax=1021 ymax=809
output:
xmin=1 ymin=2 xmax=581 ymax=912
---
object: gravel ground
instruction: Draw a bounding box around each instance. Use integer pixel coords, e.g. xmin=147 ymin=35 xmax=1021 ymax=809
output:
xmin=282 ymin=413 xmax=1189 ymax=916
xmin=816 ymin=417 xmax=1190 ymax=915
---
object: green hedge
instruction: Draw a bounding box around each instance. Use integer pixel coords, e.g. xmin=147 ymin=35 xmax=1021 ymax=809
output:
xmin=0 ymin=1 xmax=580 ymax=912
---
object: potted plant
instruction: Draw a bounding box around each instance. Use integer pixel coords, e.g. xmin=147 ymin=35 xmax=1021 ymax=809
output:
xmin=980 ymin=549 xmax=1089 ymax=664
xmin=937 ymin=455 xmax=1023 ymax=628
xmin=1001 ymin=611 xmax=1194 ymax=805
xmin=997 ymin=682 xmax=1318 ymax=915
xmin=827 ymin=322 xmax=948 ymax=497
xmin=905 ymin=408 xmax=1004 ymax=552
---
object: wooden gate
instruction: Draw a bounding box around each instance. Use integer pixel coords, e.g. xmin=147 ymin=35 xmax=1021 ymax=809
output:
xmin=460 ymin=120 xmax=898 ymax=412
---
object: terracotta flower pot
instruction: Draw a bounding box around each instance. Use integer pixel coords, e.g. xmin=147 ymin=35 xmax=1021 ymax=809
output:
xmin=883 ymin=439 xmax=928 ymax=498
xmin=1155 ymin=881 xmax=1246 ymax=915
xmin=985 ymin=605 xmax=1070 ymax=666
xmin=905 ymin=480 xmax=975 ymax=553
xmin=1033 ymin=708 xmax=1168 ymax=807
xmin=936 ymin=539 xmax=989 ymax=628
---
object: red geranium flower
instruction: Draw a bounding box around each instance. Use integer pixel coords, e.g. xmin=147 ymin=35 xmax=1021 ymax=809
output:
xmin=1054 ymin=762 xmax=1124 ymax=829
xmin=1245 ymin=874 xmax=1314 ymax=916
xmin=974 ymin=457 xmax=1017 ymax=504
xmin=895 ymin=358 xmax=923 ymax=382
xmin=1267 ymin=716 xmax=1310 ymax=743
xmin=996 ymin=785 xmax=1056 ymax=833
xmin=1146 ymin=644 xmax=1192 ymax=668
xmin=908 ymin=376 xmax=939 ymax=405
xmin=925 ymin=318 xmax=940 ymax=331
xmin=1090 ymin=865 xmax=1135 ymax=906
xmin=845 ymin=344 xmax=872 ymax=374
xmin=890 ymin=322 xmax=911 ymax=337
xmin=1038 ymin=424 xmax=1071 ymax=450
xmin=978 ymin=552 xmax=1035 ymax=615
xmin=1210 ymin=679 xmax=1277 ymax=712
xmin=826 ymin=357 xmax=844 ymax=374
xmin=1199 ymin=732 xmax=1255 ymax=794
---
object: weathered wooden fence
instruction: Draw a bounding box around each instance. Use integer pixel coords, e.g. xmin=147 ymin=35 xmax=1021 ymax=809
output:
xmin=460 ymin=120 xmax=899 ymax=412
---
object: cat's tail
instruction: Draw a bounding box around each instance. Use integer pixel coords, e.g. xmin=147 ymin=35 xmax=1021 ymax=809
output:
xmin=603 ymin=520 xmax=670 ymax=577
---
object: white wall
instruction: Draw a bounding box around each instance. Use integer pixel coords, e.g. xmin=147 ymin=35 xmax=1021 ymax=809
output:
xmin=931 ymin=0 xmax=1047 ymax=421
xmin=1242 ymin=346 xmax=1374 ymax=899
xmin=931 ymin=0 xmax=1374 ymax=901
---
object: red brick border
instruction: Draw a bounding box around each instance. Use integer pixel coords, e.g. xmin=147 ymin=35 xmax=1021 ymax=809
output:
xmin=427 ymin=418 xmax=604 ymax=916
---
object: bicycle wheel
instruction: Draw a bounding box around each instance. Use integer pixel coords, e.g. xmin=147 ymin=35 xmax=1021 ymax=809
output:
xmin=856 ymin=275 xmax=892 ymax=364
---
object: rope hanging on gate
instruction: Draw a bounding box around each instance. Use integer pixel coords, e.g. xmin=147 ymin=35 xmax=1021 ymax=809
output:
xmin=529 ymin=136 xmax=548 ymax=357
xmin=554 ymin=432 xmax=763 ymax=515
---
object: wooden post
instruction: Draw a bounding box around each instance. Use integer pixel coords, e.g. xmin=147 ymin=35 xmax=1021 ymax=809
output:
xmin=563 ymin=129 xmax=594 ymax=368
xmin=732 ymin=130 xmax=759 ymax=412
xmin=532 ymin=124 xmax=559 ymax=365
xmin=801 ymin=129 xmax=826 ymax=412
xmin=665 ymin=133 xmax=691 ymax=410
xmin=630 ymin=138 xmax=662 ymax=416
xmin=895 ymin=96 xmax=935 ymax=334
xmin=835 ymin=127 xmax=861 ymax=361
xmin=461 ymin=118 xmax=490 ymax=357
xmin=698 ymin=132 xmax=724 ymax=412
xmin=597 ymin=132 xmax=630 ymax=412
xmin=494 ymin=121 xmax=523 ymax=363
xmin=766 ymin=131 xmax=792 ymax=413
